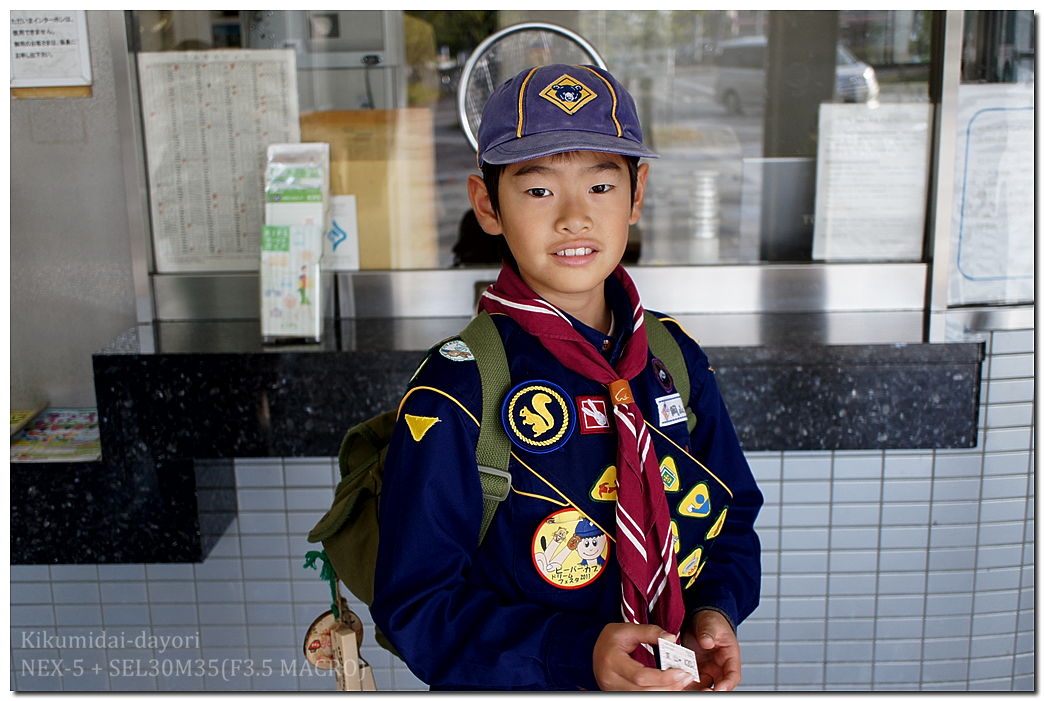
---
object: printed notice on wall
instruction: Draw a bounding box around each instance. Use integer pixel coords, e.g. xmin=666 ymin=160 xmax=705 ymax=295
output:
xmin=812 ymin=103 xmax=931 ymax=261
xmin=10 ymin=10 xmax=92 ymax=87
xmin=948 ymin=83 xmax=1034 ymax=306
xmin=138 ymin=50 xmax=300 ymax=272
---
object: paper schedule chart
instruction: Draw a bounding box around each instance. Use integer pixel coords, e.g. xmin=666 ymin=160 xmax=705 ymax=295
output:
xmin=138 ymin=50 xmax=300 ymax=272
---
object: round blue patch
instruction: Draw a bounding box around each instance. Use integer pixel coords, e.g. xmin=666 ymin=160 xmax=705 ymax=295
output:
xmin=501 ymin=379 xmax=575 ymax=454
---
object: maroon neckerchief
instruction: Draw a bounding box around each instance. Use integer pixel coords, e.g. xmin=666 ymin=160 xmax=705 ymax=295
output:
xmin=478 ymin=263 xmax=685 ymax=666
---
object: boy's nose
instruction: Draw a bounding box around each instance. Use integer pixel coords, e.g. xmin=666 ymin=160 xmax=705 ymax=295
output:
xmin=554 ymin=197 xmax=593 ymax=235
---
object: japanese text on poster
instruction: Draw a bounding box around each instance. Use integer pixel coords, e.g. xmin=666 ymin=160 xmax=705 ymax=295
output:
xmin=138 ymin=50 xmax=300 ymax=272
xmin=10 ymin=10 xmax=92 ymax=87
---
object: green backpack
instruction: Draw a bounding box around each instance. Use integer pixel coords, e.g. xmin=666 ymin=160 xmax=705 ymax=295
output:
xmin=306 ymin=310 xmax=693 ymax=657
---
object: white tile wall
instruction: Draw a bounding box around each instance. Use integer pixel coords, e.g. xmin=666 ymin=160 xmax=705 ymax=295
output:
xmin=10 ymin=326 xmax=1034 ymax=690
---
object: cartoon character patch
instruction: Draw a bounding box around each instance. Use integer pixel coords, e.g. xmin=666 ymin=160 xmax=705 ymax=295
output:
xmin=678 ymin=482 xmax=712 ymax=518
xmin=439 ymin=339 xmax=474 ymax=362
xmin=577 ymin=396 xmax=613 ymax=434
xmin=532 ymin=509 xmax=610 ymax=589
xmin=538 ymin=73 xmax=598 ymax=114
xmin=652 ymin=357 xmax=674 ymax=393
xmin=589 ymin=465 xmax=618 ymax=502
xmin=502 ymin=380 xmax=574 ymax=453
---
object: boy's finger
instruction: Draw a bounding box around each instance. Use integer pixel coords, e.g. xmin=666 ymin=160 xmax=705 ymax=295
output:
xmin=632 ymin=666 xmax=691 ymax=690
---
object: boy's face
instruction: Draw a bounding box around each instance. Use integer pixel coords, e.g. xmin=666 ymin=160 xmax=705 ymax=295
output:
xmin=469 ymin=151 xmax=648 ymax=311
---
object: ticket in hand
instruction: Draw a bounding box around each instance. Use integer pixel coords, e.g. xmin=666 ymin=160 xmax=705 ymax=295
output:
xmin=655 ymin=637 xmax=699 ymax=683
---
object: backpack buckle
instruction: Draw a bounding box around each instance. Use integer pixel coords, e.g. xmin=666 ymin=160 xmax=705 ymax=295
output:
xmin=476 ymin=464 xmax=512 ymax=502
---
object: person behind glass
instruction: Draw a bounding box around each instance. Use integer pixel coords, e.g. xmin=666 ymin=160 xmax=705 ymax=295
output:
xmin=371 ymin=64 xmax=762 ymax=691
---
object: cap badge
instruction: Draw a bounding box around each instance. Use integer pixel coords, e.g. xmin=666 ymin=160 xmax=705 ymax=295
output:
xmin=538 ymin=73 xmax=598 ymax=115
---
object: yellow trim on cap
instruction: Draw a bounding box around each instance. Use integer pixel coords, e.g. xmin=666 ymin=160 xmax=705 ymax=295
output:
xmin=577 ymin=65 xmax=621 ymax=137
xmin=516 ymin=67 xmax=541 ymax=138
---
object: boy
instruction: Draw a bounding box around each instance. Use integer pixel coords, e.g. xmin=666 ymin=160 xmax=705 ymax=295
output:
xmin=371 ymin=64 xmax=762 ymax=691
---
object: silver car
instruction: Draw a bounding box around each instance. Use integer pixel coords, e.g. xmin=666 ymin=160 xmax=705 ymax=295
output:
xmin=714 ymin=36 xmax=880 ymax=115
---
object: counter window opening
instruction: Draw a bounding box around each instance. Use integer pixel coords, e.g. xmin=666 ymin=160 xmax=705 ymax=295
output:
xmin=123 ymin=10 xmax=1034 ymax=326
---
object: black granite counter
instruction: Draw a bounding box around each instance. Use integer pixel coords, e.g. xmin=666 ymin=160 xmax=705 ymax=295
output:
xmin=11 ymin=317 xmax=984 ymax=565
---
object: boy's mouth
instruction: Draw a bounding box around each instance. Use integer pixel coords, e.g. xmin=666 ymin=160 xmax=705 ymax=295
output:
xmin=553 ymin=247 xmax=595 ymax=258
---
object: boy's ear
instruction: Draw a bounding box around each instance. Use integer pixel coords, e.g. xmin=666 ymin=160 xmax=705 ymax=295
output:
xmin=628 ymin=163 xmax=650 ymax=226
xmin=467 ymin=174 xmax=502 ymax=235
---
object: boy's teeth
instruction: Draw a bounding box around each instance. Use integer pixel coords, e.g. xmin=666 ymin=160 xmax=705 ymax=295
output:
xmin=556 ymin=247 xmax=592 ymax=257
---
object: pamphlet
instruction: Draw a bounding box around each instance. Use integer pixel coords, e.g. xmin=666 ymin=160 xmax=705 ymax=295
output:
xmin=11 ymin=408 xmax=101 ymax=463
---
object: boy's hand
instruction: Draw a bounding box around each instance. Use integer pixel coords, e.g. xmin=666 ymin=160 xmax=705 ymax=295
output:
xmin=680 ymin=609 xmax=742 ymax=691
xmin=592 ymin=623 xmax=693 ymax=691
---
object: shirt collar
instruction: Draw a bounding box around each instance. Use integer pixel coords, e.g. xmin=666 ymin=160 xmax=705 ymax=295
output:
xmin=561 ymin=276 xmax=633 ymax=363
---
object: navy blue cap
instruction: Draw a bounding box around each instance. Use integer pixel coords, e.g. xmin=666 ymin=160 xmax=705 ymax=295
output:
xmin=574 ymin=518 xmax=604 ymax=539
xmin=476 ymin=64 xmax=658 ymax=166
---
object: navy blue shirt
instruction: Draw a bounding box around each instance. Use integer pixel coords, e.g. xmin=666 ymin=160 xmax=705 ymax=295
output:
xmin=371 ymin=293 xmax=762 ymax=691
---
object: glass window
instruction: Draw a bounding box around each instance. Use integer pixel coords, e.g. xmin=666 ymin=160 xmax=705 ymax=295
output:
xmin=948 ymin=10 xmax=1034 ymax=306
xmin=129 ymin=10 xmax=941 ymax=272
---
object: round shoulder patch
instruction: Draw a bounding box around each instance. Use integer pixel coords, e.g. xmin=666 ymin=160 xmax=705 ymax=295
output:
xmin=652 ymin=357 xmax=674 ymax=392
xmin=439 ymin=339 xmax=474 ymax=362
xmin=501 ymin=379 xmax=575 ymax=453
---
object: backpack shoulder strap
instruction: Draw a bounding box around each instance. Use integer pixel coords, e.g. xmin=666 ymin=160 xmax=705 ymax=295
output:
xmin=459 ymin=311 xmax=513 ymax=545
xmin=644 ymin=311 xmax=697 ymax=434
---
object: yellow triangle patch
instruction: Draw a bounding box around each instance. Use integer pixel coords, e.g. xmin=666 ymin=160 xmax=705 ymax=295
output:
xmin=677 ymin=482 xmax=712 ymax=518
xmin=670 ymin=520 xmax=680 ymax=554
xmin=404 ymin=414 xmax=440 ymax=442
xmin=589 ymin=465 xmax=618 ymax=502
xmin=705 ymin=507 xmax=728 ymax=540
xmin=660 ymin=456 xmax=681 ymax=492
xmin=678 ymin=546 xmax=703 ymax=578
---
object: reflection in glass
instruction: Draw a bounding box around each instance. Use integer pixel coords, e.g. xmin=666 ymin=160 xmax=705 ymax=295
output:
xmin=130 ymin=10 xmax=940 ymax=270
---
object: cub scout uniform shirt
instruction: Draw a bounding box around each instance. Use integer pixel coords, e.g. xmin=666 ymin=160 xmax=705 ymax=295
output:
xmin=372 ymin=282 xmax=763 ymax=691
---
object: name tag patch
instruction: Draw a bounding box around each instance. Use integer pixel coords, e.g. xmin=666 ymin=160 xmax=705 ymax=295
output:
xmin=655 ymin=392 xmax=687 ymax=427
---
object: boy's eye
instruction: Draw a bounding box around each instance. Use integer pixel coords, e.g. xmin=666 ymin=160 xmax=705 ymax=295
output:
xmin=590 ymin=183 xmax=615 ymax=194
xmin=526 ymin=187 xmax=552 ymax=198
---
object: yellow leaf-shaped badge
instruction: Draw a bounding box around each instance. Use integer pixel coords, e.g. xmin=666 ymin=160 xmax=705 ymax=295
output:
xmin=677 ymin=482 xmax=712 ymax=518
xmin=589 ymin=465 xmax=618 ymax=502
xmin=660 ymin=456 xmax=681 ymax=492
xmin=705 ymin=507 xmax=728 ymax=540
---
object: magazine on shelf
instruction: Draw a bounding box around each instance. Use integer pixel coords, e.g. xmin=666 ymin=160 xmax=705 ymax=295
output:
xmin=11 ymin=408 xmax=101 ymax=463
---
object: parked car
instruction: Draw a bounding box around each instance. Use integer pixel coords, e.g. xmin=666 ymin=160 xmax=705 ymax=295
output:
xmin=713 ymin=35 xmax=879 ymax=114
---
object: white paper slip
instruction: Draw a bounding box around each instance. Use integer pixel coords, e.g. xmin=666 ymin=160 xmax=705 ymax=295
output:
xmin=656 ymin=637 xmax=699 ymax=683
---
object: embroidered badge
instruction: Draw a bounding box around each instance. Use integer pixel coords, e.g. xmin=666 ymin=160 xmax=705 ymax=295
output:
xmin=404 ymin=414 xmax=440 ymax=442
xmin=589 ymin=465 xmax=618 ymax=502
xmin=439 ymin=339 xmax=474 ymax=362
xmin=684 ymin=559 xmax=707 ymax=590
xmin=502 ymin=380 xmax=574 ymax=453
xmin=656 ymin=392 xmax=687 ymax=427
xmin=538 ymin=73 xmax=598 ymax=114
xmin=705 ymin=507 xmax=728 ymax=540
xmin=678 ymin=482 xmax=712 ymax=518
xmin=577 ymin=396 xmax=612 ymax=435
xmin=678 ymin=546 xmax=703 ymax=579
xmin=532 ymin=508 xmax=610 ymax=589
xmin=670 ymin=520 xmax=680 ymax=554
xmin=652 ymin=357 xmax=674 ymax=393
xmin=660 ymin=456 xmax=681 ymax=492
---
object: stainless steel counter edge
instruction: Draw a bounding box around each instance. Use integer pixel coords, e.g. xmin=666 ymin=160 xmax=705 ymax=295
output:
xmin=152 ymin=264 xmax=929 ymax=320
